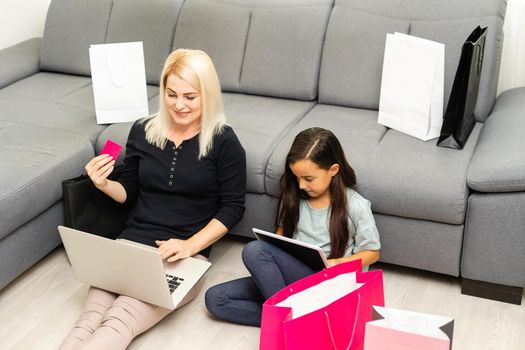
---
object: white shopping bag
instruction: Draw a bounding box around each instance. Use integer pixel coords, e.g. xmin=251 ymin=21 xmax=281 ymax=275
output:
xmin=364 ymin=306 xmax=454 ymax=350
xmin=89 ymin=42 xmax=149 ymax=124
xmin=378 ymin=33 xmax=444 ymax=141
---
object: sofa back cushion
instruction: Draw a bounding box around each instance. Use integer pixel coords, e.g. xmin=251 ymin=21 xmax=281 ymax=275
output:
xmin=319 ymin=9 xmax=410 ymax=110
xmin=239 ymin=0 xmax=332 ymax=100
xmin=105 ymin=0 xmax=184 ymax=85
xmin=173 ymin=0 xmax=251 ymax=92
xmin=173 ymin=0 xmax=333 ymax=100
xmin=40 ymin=0 xmax=113 ymax=76
xmin=319 ymin=0 xmax=505 ymax=122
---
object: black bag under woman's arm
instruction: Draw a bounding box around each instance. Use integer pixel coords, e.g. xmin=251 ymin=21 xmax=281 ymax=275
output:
xmin=62 ymin=165 xmax=131 ymax=239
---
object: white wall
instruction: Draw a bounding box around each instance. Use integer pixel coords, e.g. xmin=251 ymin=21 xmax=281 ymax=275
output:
xmin=497 ymin=0 xmax=525 ymax=94
xmin=0 ymin=0 xmax=523 ymax=94
xmin=0 ymin=0 xmax=52 ymax=49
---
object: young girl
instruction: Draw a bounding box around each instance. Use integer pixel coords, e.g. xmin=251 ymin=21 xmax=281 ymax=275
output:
xmin=205 ymin=127 xmax=380 ymax=327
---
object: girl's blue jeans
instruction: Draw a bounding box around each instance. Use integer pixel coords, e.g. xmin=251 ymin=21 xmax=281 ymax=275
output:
xmin=204 ymin=240 xmax=315 ymax=327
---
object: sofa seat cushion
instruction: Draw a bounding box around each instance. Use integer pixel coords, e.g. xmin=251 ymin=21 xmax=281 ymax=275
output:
xmin=0 ymin=100 xmax=105 ymax=146
xmin=266 ymin=104 xmax=482 ymax=225
xmin=0 ymin=72 xmax=159 ymax=116
xmin=57 ymin=84 xmax=159 ymax=114
xmin=0 ymin=72 xmax=91 ymax=101
xmin=0 ymin=71 xmax=159 ymax=146
xmin=364 ymin=124 xmax=482 ymax=224
xmin=0 ymin=122 xmax=94 ymax=240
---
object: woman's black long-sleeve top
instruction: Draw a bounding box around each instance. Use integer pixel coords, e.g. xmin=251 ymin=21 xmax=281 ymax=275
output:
xmin=117 ymin=120 xmax=246 ymax=258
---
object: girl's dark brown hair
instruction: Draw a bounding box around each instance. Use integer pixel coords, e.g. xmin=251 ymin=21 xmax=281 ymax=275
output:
xmin=275 ymin=127 xmax=356 ymax=259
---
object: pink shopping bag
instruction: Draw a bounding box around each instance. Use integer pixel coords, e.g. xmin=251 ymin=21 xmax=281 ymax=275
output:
xmin=260 ymin=259 xmax=384 ymax=350
xmin=364 ymin=306 xmax=454 ymax=350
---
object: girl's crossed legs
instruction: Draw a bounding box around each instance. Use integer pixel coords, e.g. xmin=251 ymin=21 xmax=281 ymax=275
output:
xmin=205 ymin=240 xmax=315 ymax=326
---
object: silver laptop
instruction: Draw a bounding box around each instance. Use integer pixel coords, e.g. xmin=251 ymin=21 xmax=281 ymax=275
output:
xmin=252 ymin=228 xmax=329 ymax=271
xmin=58 ymin=225 xmax=211 ymax=310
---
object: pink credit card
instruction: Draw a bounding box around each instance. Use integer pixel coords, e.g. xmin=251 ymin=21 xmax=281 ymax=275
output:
xmin=100 ymin=139 xmax=123 ymax=161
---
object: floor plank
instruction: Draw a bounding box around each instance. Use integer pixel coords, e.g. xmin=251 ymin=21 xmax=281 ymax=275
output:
xmin=0 ymin=235 xmax=523 ymax=349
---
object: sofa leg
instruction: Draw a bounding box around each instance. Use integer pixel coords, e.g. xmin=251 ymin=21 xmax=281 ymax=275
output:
xmin=461 ymin=278 xmax=523 ymax=305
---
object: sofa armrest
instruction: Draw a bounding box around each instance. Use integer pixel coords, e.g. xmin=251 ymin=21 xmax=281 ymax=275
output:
xmin=0 ymin=37 xmax=42 ymax=89
xmin=468 ymin=87 xmax=525 ymax=192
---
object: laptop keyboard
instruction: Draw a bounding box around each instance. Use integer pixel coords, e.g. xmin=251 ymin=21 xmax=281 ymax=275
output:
xmin=166 ymin=274 xmax=184 ymax=294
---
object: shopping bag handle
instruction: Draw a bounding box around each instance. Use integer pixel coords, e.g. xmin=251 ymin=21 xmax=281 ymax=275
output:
xmin=325 ymin=293 xmax=361 ymax=350
xmin=104 ymin=46 xmax=127 ymax=88
xmin=475 ymin=43 xmax=484 ymax=77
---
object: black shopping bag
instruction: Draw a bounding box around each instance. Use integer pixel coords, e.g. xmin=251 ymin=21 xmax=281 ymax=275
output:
xmin=62 ymin=166 xmax=130 ymax=239
xmin=437 ymin=26 xmax=487 ymax=149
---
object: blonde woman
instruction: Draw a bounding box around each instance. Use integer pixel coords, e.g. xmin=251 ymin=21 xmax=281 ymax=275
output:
xmin=60 ymin=49 xmax=246 ymax=349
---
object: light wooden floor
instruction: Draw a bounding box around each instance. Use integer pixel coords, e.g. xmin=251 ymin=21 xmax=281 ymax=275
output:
xmin=0 ymin=235 xmax=524 ymax=350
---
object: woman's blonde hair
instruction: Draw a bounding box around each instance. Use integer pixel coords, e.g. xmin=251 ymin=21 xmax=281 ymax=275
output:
xmin=144 ymin=49 xmax=225 ymax=158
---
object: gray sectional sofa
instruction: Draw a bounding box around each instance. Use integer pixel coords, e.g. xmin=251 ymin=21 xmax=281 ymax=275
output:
xmin=1 ymin=0 xmax=523 ymax=304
